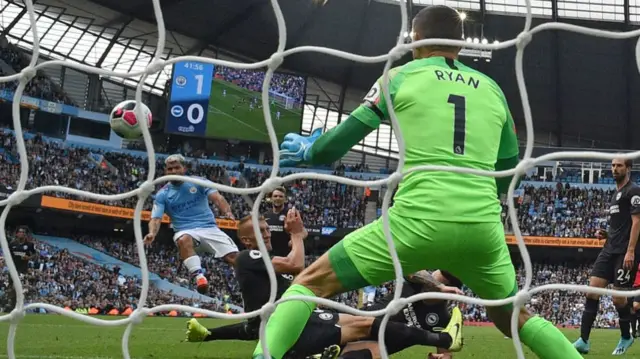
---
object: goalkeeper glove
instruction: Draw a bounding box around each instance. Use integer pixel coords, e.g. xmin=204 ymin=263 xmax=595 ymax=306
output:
xmin=279 ymin=128 xmax=323 ymax=167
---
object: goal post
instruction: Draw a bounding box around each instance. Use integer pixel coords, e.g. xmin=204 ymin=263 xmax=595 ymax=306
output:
xmin=268 ymin=90 xmax=301 ymax=110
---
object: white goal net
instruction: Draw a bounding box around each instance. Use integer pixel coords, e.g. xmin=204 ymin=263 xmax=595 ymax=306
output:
xmin=1 ymin=0 xmax=640 ymax=358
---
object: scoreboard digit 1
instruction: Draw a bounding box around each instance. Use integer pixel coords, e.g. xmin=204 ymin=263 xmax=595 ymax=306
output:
xmin=166 ymin=61 xmax=214 ymax=136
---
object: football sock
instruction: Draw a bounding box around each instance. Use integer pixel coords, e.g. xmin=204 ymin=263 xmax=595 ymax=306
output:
xmin=580 ymin=297 xmax=599 ymax=342
xmin=368 ymin=317 xmax=452 ymax=354
xmin=339 ymin=350 xmax=373 ymax=359
xmin=519 ymin=315 xmax=583 ymax=359
xmin=206 ymin=322 xmax=256 ymax=341
xmin=616 ymin=303 xmax=632 ymax=340
xmin=183 ymin=255 xmax=203 ymax=276
xmin=253 ymin=284 xmax=317 ymax=359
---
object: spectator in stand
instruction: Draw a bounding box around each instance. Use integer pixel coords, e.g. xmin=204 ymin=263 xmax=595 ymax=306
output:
xmin=0 ymin=232 xmax=234 ymax=314
xmin=215 ymin=66 xmax=305 ymax=104
xmin=5 ymin=227 xmax=620 ymax=328
xmin=504 ymin=184 xmax=611 ymax=238
xmin=0 ymin=42 xmax=74 ymax=105
xmin=0 ymin=127 xmax=624 ymax=234
xmin=0 ymin=129 xmax=367 ymax=229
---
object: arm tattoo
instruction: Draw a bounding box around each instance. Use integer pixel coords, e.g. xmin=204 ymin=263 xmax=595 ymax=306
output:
xmin=406 ymin=270 xmax=444 ymax=292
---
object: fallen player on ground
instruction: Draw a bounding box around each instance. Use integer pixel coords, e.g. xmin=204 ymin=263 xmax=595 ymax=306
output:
xmin=309 ymin=270 xmax=463 ymax=359
xmin=184 ymin=213 xmax=463 ymax=358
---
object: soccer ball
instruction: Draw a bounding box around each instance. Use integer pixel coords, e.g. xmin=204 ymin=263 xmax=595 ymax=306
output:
xmin=109 ymin=100 xmax=152 ymax=139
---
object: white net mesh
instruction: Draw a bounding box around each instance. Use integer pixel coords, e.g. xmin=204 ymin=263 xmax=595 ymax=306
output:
xmin=1 ymin=0 xmax=639 ymax=358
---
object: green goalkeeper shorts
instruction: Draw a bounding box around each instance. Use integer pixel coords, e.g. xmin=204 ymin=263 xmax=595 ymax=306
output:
xmin=328 ymin=211 xmax=517 ymax=300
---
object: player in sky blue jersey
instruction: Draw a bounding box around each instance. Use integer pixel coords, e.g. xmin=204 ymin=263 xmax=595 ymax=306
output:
xmin=144 ymin=154 xmax=239 ymax=294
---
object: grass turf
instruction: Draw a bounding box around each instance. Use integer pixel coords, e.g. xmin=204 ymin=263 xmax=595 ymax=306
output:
xmin=206 ymin=80 xmax=302 ymax=143
xmin=0 ymin=314 xmax=631 ymax=358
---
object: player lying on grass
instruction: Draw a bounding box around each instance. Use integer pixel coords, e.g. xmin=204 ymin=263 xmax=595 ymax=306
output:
xmin=253 ymin=5 xmax=582 ymax=359
xmin=184 ymin=213 xmax=463 ymax=358
xmin=310 ymin=270 xmax=464 ymax=359
xmin=144 ymin=154 xmax=239 ymax=294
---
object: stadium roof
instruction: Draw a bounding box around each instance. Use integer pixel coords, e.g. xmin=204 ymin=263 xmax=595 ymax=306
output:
xmin=1 ymin=0 xmax=640 ymax=158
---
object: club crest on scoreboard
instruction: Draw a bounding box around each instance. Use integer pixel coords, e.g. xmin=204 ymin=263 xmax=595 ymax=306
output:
xmin=176 ymin=75 xmax=187 ymax=87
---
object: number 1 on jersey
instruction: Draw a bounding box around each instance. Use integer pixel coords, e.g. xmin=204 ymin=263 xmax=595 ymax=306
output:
xmin=448 ymin=94 xmax=466 ymax=155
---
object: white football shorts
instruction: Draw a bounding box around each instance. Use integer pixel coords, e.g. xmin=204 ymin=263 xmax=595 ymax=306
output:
xmin=173 ymin=227 xmax=238 ymax=258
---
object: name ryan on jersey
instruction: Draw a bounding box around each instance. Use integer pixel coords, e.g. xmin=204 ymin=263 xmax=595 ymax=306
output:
xmin=434 ymin=69 xmax=480 ymax=89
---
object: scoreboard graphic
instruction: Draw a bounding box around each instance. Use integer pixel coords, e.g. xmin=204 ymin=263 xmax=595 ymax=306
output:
xmin=165 ymin=61 xmax=214 ymax=136
xmin=165 ymin=60 xmax=304 ymax=142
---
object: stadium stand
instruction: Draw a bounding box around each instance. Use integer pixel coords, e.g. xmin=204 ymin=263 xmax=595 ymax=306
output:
xmin=0 ymin=128 xmax=368 ymax=228
xmin=0 ymin=42 xmax=74 ymax=105
xmin=0 ymin=230 xmax=232 ymax=315
xmin=0 ymin=128 xmax=626 ymax=327
xmin=0 ymin=112 xmax=629 ymax=331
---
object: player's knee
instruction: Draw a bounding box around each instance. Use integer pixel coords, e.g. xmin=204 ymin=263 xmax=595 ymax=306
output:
xmin=585 ymin=278 xmax=606 ymax=301
xmin=585 ymin=292 xmax=600 ymax=301
xmin=487 ymin=306 xmax=530 ymax=338
xmin=515 ymin=307 xmax=533 ymax=334
xmin=293 ymin=255 xmax=343 ymax=298
xmin=292 ymin=269 xmax=325 ymax=295
xmin=176 ymin=235 xmax=194 ymax=250
xmin=340 ymin=315 xmax=374 ymax=341
xmin=613 ymin=295 xmax=629 ymax=308
xmin=588 ymin=276 xmax=608 ymax=289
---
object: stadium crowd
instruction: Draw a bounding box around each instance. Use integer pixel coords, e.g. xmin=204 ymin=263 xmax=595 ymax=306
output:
xmin=506 ymin=184 xmax=610 ymax=238
xmin=0 ymin=41 xmax=75 ymax=105
xmin=464 ymin=262 xmax=618 ymax=328
xmin=215 ymin=66 xmax=306 ymax=104
xmin=0 ymin=129 xmax=367 ymax=229
xmin=71 ymin=233 xmax=360 ymax=309
xmin=73 ymin=234 xmax=242 ymax=307
xmin=2 ymin=228 xmax=620 ymax=328
xmin=0 ymin=126 xmax=628 ymax=327
xmin=0 ymin=233 xmax=232 ymax=314
xmin=0 ymin=127 xmax=620 ymax=234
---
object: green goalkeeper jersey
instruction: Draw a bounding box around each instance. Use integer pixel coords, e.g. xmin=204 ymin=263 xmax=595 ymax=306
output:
xmin=351 ymin=56 xmax=519 ymax=222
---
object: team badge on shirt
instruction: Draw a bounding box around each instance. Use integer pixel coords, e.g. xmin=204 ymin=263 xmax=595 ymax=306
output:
xmin=189 ymin=186 xmax=197 ymax=194
xmin=319 ymin=312 xmax=334 ymax=321
xmin=426 ymin=313 xmax=439 ymax=326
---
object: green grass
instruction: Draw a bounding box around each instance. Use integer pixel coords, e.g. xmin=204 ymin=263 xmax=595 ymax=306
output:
xmin=206 ymin=80 xmax=302 ymax=143
xmin=0 ymin=314 xmax=632 ymax=358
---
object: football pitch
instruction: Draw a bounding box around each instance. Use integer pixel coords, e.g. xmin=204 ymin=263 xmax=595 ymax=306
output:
xmin=0 ymin=314 xmax=631 ymax=358
xmin=206 ymin=79 xmax=302 ymax=143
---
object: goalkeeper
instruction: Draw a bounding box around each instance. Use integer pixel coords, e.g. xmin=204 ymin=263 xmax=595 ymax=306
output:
xmin=253 ymin=5 xmax=581 ymax=359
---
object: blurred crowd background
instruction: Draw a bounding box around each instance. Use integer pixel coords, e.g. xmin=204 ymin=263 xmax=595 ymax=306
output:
xmin=215 ymin=66 xmax=306 ymax=104
xmin=0 ymin=230 xmax=618 ymax=328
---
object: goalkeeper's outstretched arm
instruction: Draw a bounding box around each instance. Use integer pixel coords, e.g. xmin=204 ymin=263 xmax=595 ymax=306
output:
xmin=306 ymin=115 xmax=376 ymax=165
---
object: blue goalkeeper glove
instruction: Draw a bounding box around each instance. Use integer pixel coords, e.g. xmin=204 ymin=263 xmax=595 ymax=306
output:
xmin=279 ymin=128 xmax=323 ymax=167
